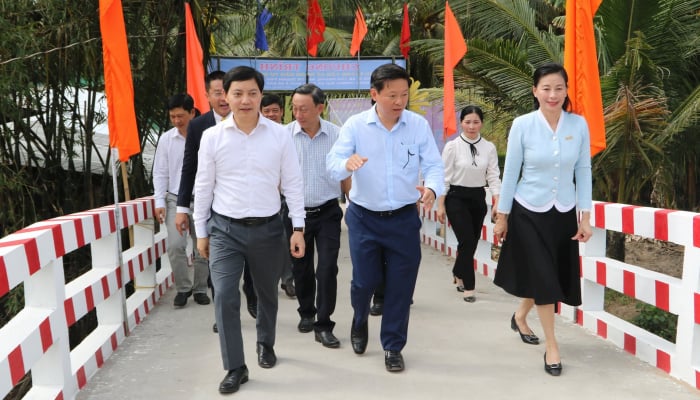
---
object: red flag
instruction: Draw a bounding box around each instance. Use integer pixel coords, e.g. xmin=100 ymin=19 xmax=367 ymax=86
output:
xmin=564 ymin=0 xmax=605 ymax=157
xmin=99 ymin=0 xmax=140 ymax=162
xmin=443 ymin=1 xmax=466 ymax=139
xmin=185 ymin=3 xmax=210 ymax=114
xmin=349 ymin=7 xmax=368 ymax=56
xmin=307 ymin=0 xmax=326 ymax=57
xmin=400 ymin=3 xmax=410 ymax=59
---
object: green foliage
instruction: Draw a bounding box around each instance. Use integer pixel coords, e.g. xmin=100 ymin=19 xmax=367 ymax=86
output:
xmin=633 ymin=303 xmax=678 ymax=343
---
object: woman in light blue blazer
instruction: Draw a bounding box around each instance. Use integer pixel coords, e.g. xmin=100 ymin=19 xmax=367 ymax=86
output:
xmin=493 ymin=62 xmax=593 ymax=376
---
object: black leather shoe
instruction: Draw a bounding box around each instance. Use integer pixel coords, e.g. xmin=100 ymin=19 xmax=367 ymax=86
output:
xmin=456 ymin=285 xmax=465 ymax=292
xmin=247 ymin=303 xmax=257 ymax=319
xmin=544 ymin=353 xmax=562 ymax=376
xmin=193 ymin=293 xmax=211 ymax=305
xmin=218 ymin=365 xmax=248 ymax=394
xmin=350 ymin=319 xmax=368 ymax=354
xmin=173 ymin=290 xmax=192 ymax=307
xmin=281 ymin=279 xmax=296 ymax=297
xmin=298 ymin=317 xmax=314 ymax=333
xmin=256 ymin=342 xmax=277 ymax=368
xmin=370 ymin=302 xmax=383 ymax=316
xmin=463 ymin=295 xmax=476 ymax=303
xmin=212 ymin=322 xmax=218 ymax=333
xmin=511 ymin=313 xmax=540 ymax=345
xmin=315 ymin=330 xmax=340 ymax=348
xmin=384 ymin=350 xmax=404 ymax=372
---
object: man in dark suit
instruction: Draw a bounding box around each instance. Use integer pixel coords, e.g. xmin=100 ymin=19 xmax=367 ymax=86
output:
xmin=175 ymin=70 xmax=258 ymax=331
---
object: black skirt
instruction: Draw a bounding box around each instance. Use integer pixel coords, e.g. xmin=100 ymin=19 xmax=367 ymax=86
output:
xmin=493 ymin=200 xmax=582 ymax=306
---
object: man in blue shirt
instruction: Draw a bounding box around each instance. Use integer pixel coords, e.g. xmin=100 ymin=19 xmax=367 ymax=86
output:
xmin=327 ymin=63 xmax=444 ymax=372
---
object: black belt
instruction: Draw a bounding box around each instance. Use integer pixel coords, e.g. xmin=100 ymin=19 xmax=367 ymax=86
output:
xmin=304 ymin=199 xmax=338 ymax=216
xmin=356 ymin=203 xmax=416 ymax=217
xmin=217 ymin=212 xmax=279 ymax=226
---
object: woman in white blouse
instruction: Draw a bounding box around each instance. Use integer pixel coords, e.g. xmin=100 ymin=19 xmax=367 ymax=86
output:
xmin=437 ymin=105 xmax=501 ymax=302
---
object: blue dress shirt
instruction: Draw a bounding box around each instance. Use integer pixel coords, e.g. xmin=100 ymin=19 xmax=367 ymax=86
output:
xmin=326 ymin=105 xmax=444 ymax=211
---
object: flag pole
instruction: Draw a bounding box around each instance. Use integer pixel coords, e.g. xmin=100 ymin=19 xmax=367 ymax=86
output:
xmin=111 ymin=147 xmax=131 ymax=337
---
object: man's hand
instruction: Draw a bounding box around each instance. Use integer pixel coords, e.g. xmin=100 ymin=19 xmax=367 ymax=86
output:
xmin=416 ymin=186 xmax=436 ymax=212
xmin=345 ymin=154 xmax=368 ymax=172
xmin=155 ymin=207 xmax=166 ymax=224
xmin=175 ymin=213 xmax=189 ymax=235
xmin=197 ymin=237 xmax=210 ymax=259
xmin=290 ymin=231 xmax=305 ymax=258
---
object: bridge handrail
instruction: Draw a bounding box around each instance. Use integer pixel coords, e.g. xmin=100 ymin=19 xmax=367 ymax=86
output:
xmin=419 ymin=197 xmax=700 ymax=390
xmin=0 ymin=196 xmax=172 ymax=400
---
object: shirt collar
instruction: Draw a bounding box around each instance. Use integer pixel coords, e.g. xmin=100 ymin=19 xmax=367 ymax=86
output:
xmin=365 ymin=104 xmax=408 ymax=130
xmin=291 ymin=118 xmax=329 ymax=138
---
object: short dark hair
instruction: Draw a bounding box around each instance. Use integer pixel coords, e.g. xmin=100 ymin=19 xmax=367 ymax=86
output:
xmin=370 ymin=63 xmax=410 ymax=92
xmin=533 ymin=62 xmax=570 ymax=111
xmin=460 ymin=105 xmax=484 ymax=122
xmin=292 ymin=83 xmax=326 ymax=105
xmin=167 ymin=93 xmax=195 ymax=112
xmin=223 ymin=66 xmax=264 ymax=92
xmin=261 ymin=93 xmax=284 ymax=108
xmin=205 ymin=70 xmax=225 ymax=91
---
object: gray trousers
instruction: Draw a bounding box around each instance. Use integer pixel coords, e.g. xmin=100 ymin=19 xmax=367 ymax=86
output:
xmin=208 ymin=211 xmax=286 ymax=370
xmin=165 ymin=194 xmax=208 ymax=294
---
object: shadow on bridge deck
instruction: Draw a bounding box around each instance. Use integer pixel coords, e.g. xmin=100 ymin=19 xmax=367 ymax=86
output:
xmin=77 ymin=222 xmax=697 ymax=400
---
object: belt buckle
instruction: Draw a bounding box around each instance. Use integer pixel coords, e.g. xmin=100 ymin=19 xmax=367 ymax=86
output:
xmin=305 ymin=207 xmax=321 ymax=214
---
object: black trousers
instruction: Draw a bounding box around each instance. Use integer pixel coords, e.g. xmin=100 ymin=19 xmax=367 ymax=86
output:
xmin=293 ymin=201 xmax=342 ymax=332
xmin=444 ymin=186 xmax=487 ymax=291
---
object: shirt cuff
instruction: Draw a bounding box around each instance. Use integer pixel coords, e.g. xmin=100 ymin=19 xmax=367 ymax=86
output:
xmin=176 ymin=206 xmax=190 ymax=214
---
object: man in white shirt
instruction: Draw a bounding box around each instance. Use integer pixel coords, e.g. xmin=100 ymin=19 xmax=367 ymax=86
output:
xmin=153 ymin=94 xmax=209 ymax=307
xmin=193 ymin=66 xmax=306 ymax=394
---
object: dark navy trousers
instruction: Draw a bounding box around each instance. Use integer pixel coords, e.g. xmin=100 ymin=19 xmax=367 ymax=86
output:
xmin=345 ymin=202 xmax=421 ymax=352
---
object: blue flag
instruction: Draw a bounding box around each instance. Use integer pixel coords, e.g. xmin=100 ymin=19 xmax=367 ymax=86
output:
xmin=255 ymin=1 xmax=272 ymax=51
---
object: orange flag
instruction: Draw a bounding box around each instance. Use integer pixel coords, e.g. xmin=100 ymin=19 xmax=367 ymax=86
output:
xmin=349 ymin=7 xmax=368 ymax=56
xmin=307 ymin=0 xmax=326 ymax=57
xmin=400 ymin=3 xmax=410 ymax=59
xmin=185 ymin=3 xmax=210 ymax=114
xmin=564 ymin=0 xmax=605 ymax=157
xmin=443 ymin=1 xmax=466 ymax=139
xmin=99 ymin=0 xmax=140 ymax=162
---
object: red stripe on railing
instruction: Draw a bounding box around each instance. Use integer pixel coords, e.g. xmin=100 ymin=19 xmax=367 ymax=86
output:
xmin=110 ymin=333 xmax=118 ymax=350
xmin=657 ymin=350 xmax=671 ymax=373
xmin=64 ymin=298 xmax=76 ymax=326
xmin=624 ymin=333 xmax=636 ymax=355
xmin=623 ymin=270 xmax=636 ymax=297
xmin=695 ymin=292 xmax=700 ymax=324
xmin=0 ymin=256 xmax=9 ymax=297
xmin=596 ymin=261 xmax=606 ymax=285
xmin=621 ymin=206 xmax=639 ymax=234
xmin=55 ymin=392 xmax=64 ymax=400
xmin=96 ymin=348 xmax=104 ymax=368
xmin=74 ymin=218 xmax=85 ymax=247
xmin=76 ymin=366 xmax=87 ymax=389
xmin=594 ymin=202 xmax=607 ymax=228
xmin=39 ymin=318 xmax=53 ymax=351
xmin=576 ymin=309 xmax=583 ymax=325
xmin=655 ymin=281 xmax=669 ymax=311
xmin=101 ymin=276 xmax=110 ymax=298
xmin=85 ymin=285 xmax=95 ymax=312
xmin=597 ymin=319 xmax=607 ymax=338
xmin=654 ymin=209 xmax=673 ymax=241
xmin=694 ymin=215 xmax=700 ymax=248
xmin=9 ymin=346 xmax=25 ymax=385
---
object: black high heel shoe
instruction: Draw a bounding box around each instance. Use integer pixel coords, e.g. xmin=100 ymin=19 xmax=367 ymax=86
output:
xmin=510 ymin=313 xmax=540 ymax=345
xmin=544 ymin=353 xmax=562 ymax=376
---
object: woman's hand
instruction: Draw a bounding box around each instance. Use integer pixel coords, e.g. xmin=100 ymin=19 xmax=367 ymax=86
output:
xmin=572 ymin=218 xmax=593 ymax=242
xmin=493 ymin=213 xmax=508 ymax=243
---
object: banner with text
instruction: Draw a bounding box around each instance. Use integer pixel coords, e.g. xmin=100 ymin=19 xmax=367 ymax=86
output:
xmin=211 ymin=57 xmax=407 ymax=91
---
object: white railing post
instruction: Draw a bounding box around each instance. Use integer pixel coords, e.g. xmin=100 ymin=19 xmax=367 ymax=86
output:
xmin=674 ymin=245 xmax=700 ymax=384
xmin=92 ymin=232 xmax=124 ymax=328
xmin=23 ymin=257 xmax=75 ymax=397
xmin=132 ymin=219 xmax=156 ymax=290
xmin=578 ymin=225 xmax=607 ymax=317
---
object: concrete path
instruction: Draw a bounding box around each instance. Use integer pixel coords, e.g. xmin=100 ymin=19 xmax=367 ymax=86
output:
xmin=77 ymin=222 xmax=698 ymax=400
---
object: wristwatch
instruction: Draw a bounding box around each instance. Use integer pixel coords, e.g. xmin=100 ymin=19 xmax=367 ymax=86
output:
xmin=293 ymin=227 xmax=304 ymax=233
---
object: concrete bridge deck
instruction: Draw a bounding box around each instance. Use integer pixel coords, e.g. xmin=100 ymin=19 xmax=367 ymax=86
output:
xmin=76 ymin=224 xmax=698 ymax=400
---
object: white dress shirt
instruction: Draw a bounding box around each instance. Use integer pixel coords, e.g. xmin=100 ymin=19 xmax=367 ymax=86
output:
xmin=153 ymin=127 xmax=186 ymax=209
xmin=193 ymin=114 xmax=305 ymax=238
xmin=442 ymin=133 xmax=501 ymax=195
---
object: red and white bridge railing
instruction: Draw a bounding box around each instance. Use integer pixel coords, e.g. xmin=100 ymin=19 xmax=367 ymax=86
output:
xmin=0 ymin=196 xmax=172 ymax=399
xmin=420 ymin=197 xmax=700 ymax=390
